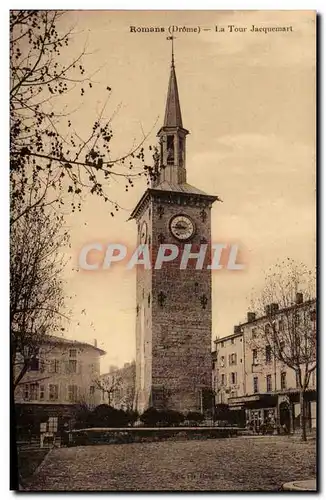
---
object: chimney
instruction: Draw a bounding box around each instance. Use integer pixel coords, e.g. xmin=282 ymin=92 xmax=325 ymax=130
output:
xmin=265 ymin=304 xmax=271 ymax=315
xmin=234 ymin=325 xmax=242 ymax=334
xmin=296 ymin=292 xmax=303 ymax=305
xmin=247 ymin=312 xmax=256 ymax=323
xmin=94 ymin=338 xmax=97 ymax=348
xmin=271 ymin=303 xmax=279 ymax=314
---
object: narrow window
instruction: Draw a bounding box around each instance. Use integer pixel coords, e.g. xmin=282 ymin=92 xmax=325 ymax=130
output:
xmin=49 ymin=384 xmax=59 ymax=401
xmin=30 ymin=383 xmax=38 ymax=400
xmin=68 ymin=385 xmax=78 ymax=402
xmin=265 ymin=345 xmax=272 ymax=364
xmin=280 ymin=372 xmax=287 ymax=390
xmin=40 ymin=385 xmax=45 ymax=400
xmin=229 ymin=353 xmax=237 ymax=365
xmin=252 ymin=349 xmax=258 ymax=365
xmin=48 ymin=417 xmax=58 ymax=433
xmin=68 ymin=359 xmax=77 ymax=374
xmin=30 ymin=357 xmax=39 ymax=371
xmin=167 ymin=135 xmax=174 ymax=165
xmin=24 ymin=384 xmax=29 ymax=401
xmin=311 ymin=370 xmax=316 ymax=387
xmin=49 ymin=359 xmax=60 ymax=373
xmin=178 ymin=137 xmax=184 ymax=167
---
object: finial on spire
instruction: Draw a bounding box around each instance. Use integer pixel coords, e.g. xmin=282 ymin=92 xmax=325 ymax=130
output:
xmin=167 ymin=35 xmax=175 ymax=67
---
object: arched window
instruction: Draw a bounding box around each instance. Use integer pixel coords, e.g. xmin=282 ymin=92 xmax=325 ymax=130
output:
xmin=167 ymin=135 xmax=174 ymax=165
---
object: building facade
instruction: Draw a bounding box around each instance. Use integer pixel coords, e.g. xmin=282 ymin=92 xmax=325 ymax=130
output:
xmin=15 ymin=336 xmax=106 ymax=426
xmin=101 ymin=361 xmax=136 ymax=410
xmin=130 ymin=51 xmax=218 ymax=413
xmin=212 ymin=328 xmax=245 ymax=404
xmin=213 ymin=295 xmax=317 ymax=431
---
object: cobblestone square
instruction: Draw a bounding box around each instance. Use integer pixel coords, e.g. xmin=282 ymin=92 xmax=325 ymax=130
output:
xmin=25 ymin=436 xmax=316 ymax=491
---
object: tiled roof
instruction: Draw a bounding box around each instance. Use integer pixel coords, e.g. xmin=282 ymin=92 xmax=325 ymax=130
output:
xmin=43 ymin=335 xmax=106 ymax=355
xmin=153 ymin=181 xmax=210 ymax=196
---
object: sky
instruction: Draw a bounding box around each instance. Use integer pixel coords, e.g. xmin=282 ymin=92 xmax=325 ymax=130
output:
xmin=53 ymin=10 xmax=316 ymax=372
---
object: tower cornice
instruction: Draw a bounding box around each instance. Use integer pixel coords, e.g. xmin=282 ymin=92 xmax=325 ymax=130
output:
xmin=129 ymin=187 xmax=219 ymax=221
xmin=157 ymin=125 xmax=189 ymax=137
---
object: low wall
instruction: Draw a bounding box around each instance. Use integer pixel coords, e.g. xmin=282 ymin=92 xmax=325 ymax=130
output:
xmin=68 ymin=426 xmax=241 ymax=446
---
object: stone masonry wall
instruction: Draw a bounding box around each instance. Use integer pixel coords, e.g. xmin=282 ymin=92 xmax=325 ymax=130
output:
xmin=134 ymin=191 xmax=215 ymax=414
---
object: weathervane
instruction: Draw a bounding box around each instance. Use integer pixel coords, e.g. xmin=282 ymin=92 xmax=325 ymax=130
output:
xmin=167 ymin=35 xmax=176 ymax=66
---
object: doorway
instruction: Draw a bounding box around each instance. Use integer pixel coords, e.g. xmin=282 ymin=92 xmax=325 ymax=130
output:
xmin=279 ymin=401 xmax=290 ymax=433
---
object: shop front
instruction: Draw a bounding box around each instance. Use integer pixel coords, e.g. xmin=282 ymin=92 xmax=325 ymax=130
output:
xmin=229 ymin=394 xmax=277 ymax=432
xmin=229 ymin=390 xmax=317 ymax=434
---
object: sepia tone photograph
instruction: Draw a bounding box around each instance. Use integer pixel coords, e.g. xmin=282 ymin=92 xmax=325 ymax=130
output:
xmin=10 ymin=9 xmax=317 ymax=491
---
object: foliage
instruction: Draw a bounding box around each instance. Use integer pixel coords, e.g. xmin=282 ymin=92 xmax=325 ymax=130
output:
xmin=214 ymin=404 xmax=231 ymax=422
xmin=9 ymin=12 xmax=159 ymax=392
xmin=11 ymin=207 xmax=68 ymax=389
xmin=249 ymin=258 xmax=316 ymax=440
xmin=139 ymin=407 xmax=159 ymax=426
xmin=140 ymin=407 xmax=185 ymax=427
xmin=125 ymin=410 xmax=139 ymax=427
xmin=249 ymin=259 xmax=316 ymax=377
xmin=74 ymin=403 xmax=93 ymax=429
xmin=162 ymin=409 xmax=185 ymax=426
xmin=186 ymin=411 xmax=205 ymax=425
xmin=10 ymin=10 xmax=156 ymax=223
xmin=93 ymin=375 xmax=122 ymax=406
xmin=74 ymin=404 xmax=138 ymax=429
xmin=15 ymin=405 xmax=47 ymax=438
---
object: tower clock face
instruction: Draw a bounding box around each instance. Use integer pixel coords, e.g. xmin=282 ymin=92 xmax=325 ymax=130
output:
xmin=140 ymin=221 xmax=148 ymax=244
xmin=170 ymin=214 xmax=195 ymax=241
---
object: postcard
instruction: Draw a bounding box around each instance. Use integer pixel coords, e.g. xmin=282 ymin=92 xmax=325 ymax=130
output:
xmin=10 ymin=9 xmax=316 ymax=492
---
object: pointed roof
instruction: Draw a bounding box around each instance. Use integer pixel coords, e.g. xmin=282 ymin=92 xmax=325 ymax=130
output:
xmin=163 ymin=59 xmax=183 ymax=128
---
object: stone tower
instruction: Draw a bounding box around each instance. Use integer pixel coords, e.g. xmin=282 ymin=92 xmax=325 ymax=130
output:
xmin=130 ymin=50 xmax=218 ymax=414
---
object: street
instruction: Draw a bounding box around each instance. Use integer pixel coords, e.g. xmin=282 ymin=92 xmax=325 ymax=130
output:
xmin=25 ymin=436 xmax=316 ymax=491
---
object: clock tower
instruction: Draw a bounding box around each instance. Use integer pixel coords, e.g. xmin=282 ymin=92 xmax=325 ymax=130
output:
xmin=130 ymin=50 xmax=218 ymax=414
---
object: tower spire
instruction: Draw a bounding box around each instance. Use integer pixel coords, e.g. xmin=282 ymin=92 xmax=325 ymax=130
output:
xmin=164 ymin=36 xmax=183 ymax=128
xmin=154 ymin=39 xmax=189 ymax=187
